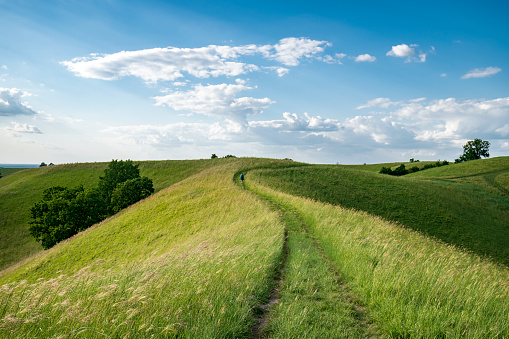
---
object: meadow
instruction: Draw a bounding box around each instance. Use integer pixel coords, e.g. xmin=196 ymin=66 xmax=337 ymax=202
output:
xmin=0 ymin=160 xmax=215 ymax=271
xmin=250 ymin=157 xmax=509 ymax=266
xmin=1 ymin=157 xmax=508 ymax=337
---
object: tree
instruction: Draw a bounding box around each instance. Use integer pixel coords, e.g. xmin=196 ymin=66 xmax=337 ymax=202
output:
xmin=211 ymin=154 xmax=218 ymax=159
xmin=39 ymin=162 xmax=47 ymax=167
xmin=110 ymin=177 xmax=154 ymax=213
xmin=455 ymin=139 xmax=490 ymax=163
xmin=29 ymin=186 xmax=108 ymax=249
xmin=98 ymin=159 xmax=140 ymax=206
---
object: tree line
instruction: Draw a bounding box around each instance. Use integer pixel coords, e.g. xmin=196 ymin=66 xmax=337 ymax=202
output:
xmin=29 ymin=160 xmax=154 ymax=249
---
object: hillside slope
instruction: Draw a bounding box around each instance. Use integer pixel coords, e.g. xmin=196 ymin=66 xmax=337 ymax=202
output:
xmin=0 ymin=160 xmax=215 ymax=271
xmin=0 ymin=158 xmax=293 ymax=338
xmin=250 ymin=157 xmax=509 ymax=266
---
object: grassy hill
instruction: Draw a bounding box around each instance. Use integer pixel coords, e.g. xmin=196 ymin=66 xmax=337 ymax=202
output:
xmin=1 ymin=157 xmax=508 ymax=337
xmin=250 ymin=157 xmax=509 ymax=266
xmin=0 ymin=160 xmax=217 ymax=271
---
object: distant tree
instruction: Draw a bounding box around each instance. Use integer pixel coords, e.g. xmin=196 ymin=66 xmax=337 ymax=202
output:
xmin=223 ymin=154 xmax=236 ymax=158
xmin=211 ymin=154 xmax=218 ymax=159
xmin=29 ymin=186 xmax=108 ymax=249
xmin=455 ymin=139 xmax=490 ymax=163
xmin=39 ymin=162 xmax=47 ymax=167
xmin=110 ymin=177 xmax=154 ymax=213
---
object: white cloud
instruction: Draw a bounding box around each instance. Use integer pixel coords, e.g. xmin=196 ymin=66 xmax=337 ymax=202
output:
xmin=440 ymin=73 xmax=447 ymax=77
xmin=152 ymin=82 xmax=274 ymax=121
xmin=249 ymin=112 xmax=340 ymax=132
xmin=356 ymin=97 xmax=400 ymax=109
xmin=61 ymin=38 xmax=335 ymax=83
xmin=355 ymin=54 xmax=376 ymax=62
xmin=461 ymin=67 xmax=502 ymax=79
xmin=268 ymin=37 xmax=331 ymax=66
xmin=387 ymin=44 xmax=416 ymax=58
xmin=1 ymin=65 xmax=7 ymax=70
xmin=0 ymin=88 xmax=38 ymax=116
xmin=386 ymin=44 xmax=431 ymax=63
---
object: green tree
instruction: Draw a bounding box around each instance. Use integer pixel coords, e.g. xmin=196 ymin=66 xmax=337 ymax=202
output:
xmin=98 ymin=159 xmax=140 ymax=207
xmin=29 ymin=186 xmax=108 ymax=249
xmin=111 ymin=177 xmax=154 ymax=213
xmin=455 ymin=139 xmax=490 ymax=163
xmin=211 ymin=154 xmax=218 ymax=159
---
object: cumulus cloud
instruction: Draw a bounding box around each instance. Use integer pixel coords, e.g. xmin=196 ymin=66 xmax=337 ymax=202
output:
xmin=386 ymin=44 xmax=431 ymax=63
xmin=61 ymin=38 xmax=334 ymax=83
xmin=266 ymin=37 xmax=331 ymax=66
xmin=152 ymin=82 xmax=274 ymax=121
xmin=0 ymin=88 xmax=38 ymax=116
xmin=249 ymin=112 xmax=340 ymax=132
xmin=387 ymin=44 xmax=416 ymax=58
xmin=461 ymin=67 xmax=502 ymax=79
xmin=355 ymin=54 xmax=376 ymax=62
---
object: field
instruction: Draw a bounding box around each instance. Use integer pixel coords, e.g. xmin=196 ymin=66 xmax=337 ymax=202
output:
xmin=1 ymin=157 xmax=508 ymax=337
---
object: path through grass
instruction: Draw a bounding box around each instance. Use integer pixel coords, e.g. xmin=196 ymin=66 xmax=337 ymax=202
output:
xmin=248 ymin=173 xmax=509 ymax=337
xmin=247 ymin=181 xmax=375 ymax=338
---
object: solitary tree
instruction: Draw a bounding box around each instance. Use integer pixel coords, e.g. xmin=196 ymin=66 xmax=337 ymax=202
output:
xmin=455 ymin=139 xmax=490 ymax=163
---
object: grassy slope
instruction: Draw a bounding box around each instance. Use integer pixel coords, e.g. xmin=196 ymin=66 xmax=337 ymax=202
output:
xmin=0 ymin=160 xmax=215 ymax=271
xmin=0 ymin=158 xmax=292 ymax=338
xmin=247 ymin=179 xmax=509 ymax=337
xmin=0 ymin=168 xmax=28 ymax=177
xmin=251 ymin=157 xmax=509 ymax=266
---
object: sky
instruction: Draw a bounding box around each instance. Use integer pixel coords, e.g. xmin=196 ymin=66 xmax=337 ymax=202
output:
xmin=1 ymin=0 xmax=508 ymax=164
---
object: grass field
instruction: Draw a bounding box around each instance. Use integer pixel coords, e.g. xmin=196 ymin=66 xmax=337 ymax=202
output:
xmin=0 ymin=159 xmax=293 ymax=338
xmin=1 ymin=157 xmax=508 ymax=337
xmin=247 ymin=178 xmax=509 ymax=337
xmin=249 ymin=157 xmax=509 ymax=266
xmin=0 ymin=160 xmax=216 ymax=271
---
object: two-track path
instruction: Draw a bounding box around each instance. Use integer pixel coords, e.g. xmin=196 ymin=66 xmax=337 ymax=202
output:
xmin=237 ymin=170 xmax=377 ymax=338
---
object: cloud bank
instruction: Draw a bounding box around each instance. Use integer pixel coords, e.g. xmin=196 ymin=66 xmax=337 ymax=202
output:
xmin=61 ymin=38 xmax=335 ymax=83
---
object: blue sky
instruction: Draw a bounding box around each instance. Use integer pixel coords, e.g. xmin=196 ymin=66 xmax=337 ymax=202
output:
xmin=1 ymin=0 xmax=508 ymax=164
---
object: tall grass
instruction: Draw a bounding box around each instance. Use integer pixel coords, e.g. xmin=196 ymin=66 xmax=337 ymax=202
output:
xmin=251 ymin=191 xmax=373 ymax=338
xmin=249 ymin=177 xmax=509 ymax=337
xmin=251 ymin=165 xmax=509 ymax=266
xmin=0 ymin=160 xmax=286 ymax=338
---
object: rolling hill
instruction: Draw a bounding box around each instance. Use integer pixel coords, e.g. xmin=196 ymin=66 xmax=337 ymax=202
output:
xmin=1 ymin=157 xmax=508 ymax=338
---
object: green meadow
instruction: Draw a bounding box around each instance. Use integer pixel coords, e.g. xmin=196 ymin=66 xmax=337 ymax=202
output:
xmin=1 ymin=157 xmax=508 ymax=337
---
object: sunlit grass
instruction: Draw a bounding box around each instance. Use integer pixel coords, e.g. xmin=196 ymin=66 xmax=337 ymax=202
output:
xmin=249 ymin=177 xmax=509 ymax=337
xmin=250 ymin=165 xmax=509 ymax=266
xmin=0 ymin=160 xmax=216 ymax=271
xmin=0 ymin=160 xmax=287 ymax=338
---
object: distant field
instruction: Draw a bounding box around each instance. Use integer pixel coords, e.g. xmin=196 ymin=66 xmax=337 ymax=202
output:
xmin=250 ymin=157 xmax=509 ymax=266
